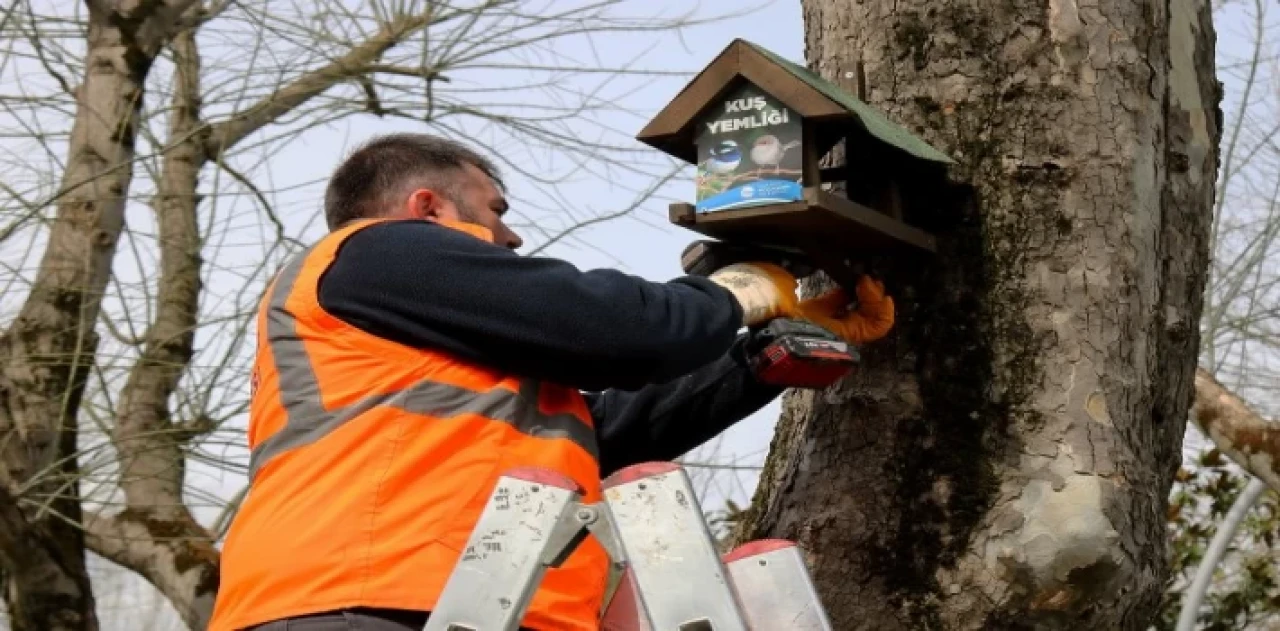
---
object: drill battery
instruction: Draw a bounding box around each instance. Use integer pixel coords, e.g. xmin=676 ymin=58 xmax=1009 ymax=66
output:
xmin=748 ymin=319 xmax=858 ymax=388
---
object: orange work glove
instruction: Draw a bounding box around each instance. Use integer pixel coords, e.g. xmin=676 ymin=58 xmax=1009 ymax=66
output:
xmin=708 ymin=262 xmax=801 ymax=327
xmin=797 ymin=276 xmax=895 ymax=344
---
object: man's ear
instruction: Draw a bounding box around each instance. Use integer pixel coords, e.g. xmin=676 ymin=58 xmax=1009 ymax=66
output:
xmin=404 ymin=188 xmax=444 ymax=221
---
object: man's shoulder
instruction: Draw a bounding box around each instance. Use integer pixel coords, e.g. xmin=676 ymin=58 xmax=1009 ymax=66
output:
xmin=343 ymin=218 xmax=442 ymax=240
xmin=337 ymin=218 xmax=491 ymax=256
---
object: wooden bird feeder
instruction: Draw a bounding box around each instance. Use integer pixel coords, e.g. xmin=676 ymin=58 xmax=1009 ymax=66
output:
xmin=636 ymin=39 xmax=954 ymax=262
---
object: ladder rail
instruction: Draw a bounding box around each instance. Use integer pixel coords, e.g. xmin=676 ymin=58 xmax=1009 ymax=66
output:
xmin=424 ymin=468 xmax=587 ymax=631
xmin=723 ymin=540 xmax=833 ymax=631
xmin=599 ymin=462 xmax=751 ymax=631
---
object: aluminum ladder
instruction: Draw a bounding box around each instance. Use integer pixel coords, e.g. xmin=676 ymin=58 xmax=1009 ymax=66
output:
xmin=423 ymin=461 xmax=832 ymax=631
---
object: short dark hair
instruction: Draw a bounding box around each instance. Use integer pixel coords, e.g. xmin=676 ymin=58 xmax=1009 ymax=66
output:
xmin=323 ymin=133 xmax=504 ymax=230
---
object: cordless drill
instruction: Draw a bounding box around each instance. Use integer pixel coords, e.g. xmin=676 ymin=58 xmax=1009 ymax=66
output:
xmin=681 ymin=240 xmax=859 ymax=389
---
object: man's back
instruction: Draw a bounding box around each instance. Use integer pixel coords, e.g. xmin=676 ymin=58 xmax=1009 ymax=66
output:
xmin=209 ymin=221 xmax=608 ymax=631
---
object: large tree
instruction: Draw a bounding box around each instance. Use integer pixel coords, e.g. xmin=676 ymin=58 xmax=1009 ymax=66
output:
xmin=733 ymin=1 xmax=1223 ymax=629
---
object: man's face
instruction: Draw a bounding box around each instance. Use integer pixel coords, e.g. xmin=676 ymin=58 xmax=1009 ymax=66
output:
xmin=437 ymin=163 xmax=523 ymax=250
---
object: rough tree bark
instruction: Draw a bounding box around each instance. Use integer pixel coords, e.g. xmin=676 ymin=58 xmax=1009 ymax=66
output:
xmin=0 ymin=2 xmax=198 ymax=630
xmin=733 ymin=1 xmax=1222 ymax=629
xmin=80 ymin=13 xmax=221 ymax=631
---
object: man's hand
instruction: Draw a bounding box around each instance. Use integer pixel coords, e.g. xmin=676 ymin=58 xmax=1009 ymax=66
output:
xmin=708 ymin=262 xmax=801 ymax=327
xmin=797 ymin=276 xmax=895 ymax=344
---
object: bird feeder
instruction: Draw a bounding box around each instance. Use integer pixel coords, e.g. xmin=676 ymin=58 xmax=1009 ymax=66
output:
xmin=636 ymin=39 xmax=954 ymax=267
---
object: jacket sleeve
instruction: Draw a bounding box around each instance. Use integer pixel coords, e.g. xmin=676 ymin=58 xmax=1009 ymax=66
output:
xmin=585 ymin=332 xmax=785 ymax=478
xmin=316 ymin=219 xmax=745 ymax=392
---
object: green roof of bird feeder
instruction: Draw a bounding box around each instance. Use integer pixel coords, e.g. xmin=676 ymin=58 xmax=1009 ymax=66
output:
xmin=637 ymin=39 xmax=953 ymax=256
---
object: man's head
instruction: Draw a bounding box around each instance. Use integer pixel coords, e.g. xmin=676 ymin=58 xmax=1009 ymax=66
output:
xmin=323 ymin=133 xmax=522 ymax=249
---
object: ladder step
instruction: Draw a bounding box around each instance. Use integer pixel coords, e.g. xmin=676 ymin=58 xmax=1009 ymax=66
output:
xmin=425 ymin=467 xmax=585 ymax=631
xmin=723 ymin=540 xmax=833 ymax=630
xmin=600 ymin=462 xmax=750 ymax=631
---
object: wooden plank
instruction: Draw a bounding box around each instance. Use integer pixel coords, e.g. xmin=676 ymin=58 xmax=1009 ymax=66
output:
xmin=830 ymin=58 xmax=867 ymax=102
xmin=635 ymin=43 xmax=743 ymax=161
xmin=637 ymin=40 xmax=859 ymax=165
xmin=806 ymin=188 xmax=936 ymax=252
xmin=737 ymin=45 xmax=846 ymax=120
xmin=668 ymin=201 xmax=810 ymax=251
xmin=668 ymin=202 xmax=696 ymax=226
xmin=801 ymin=120 xmax=821 ymax=188
xmin=667 ymin=191 xmax=935 ymax=259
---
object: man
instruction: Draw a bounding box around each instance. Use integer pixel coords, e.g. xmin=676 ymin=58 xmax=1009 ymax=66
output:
xmin=209 ymin=133 xmax=894 ymax=631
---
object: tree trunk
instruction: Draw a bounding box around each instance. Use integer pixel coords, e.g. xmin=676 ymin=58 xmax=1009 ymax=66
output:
xmin=0 ymin=2 xmax=198 ymax=629
xmin=0 ymin=15 xmax=146 ymax=631
xmin=82 ymin=17 xmax=222 ymax=631
xmin=78 ymin=10 xmax=441 ymax=628
xmin=733 ymin=1 xmax=1221 ymax=629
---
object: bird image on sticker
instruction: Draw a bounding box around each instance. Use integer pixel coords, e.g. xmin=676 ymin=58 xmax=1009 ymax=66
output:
xmin=750 ymin=134 xmax=801 ymax=173
xmin=703 ymin=139 xmax=742 ymax=174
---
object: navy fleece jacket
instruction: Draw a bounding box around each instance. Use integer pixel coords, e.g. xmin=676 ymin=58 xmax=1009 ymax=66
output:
xmin=316 ymin=219 xmax=783 ymax=476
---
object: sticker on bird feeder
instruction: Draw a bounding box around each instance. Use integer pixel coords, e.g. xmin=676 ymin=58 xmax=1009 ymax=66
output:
xmin=694 ymin=82 xmax=803 ymax=213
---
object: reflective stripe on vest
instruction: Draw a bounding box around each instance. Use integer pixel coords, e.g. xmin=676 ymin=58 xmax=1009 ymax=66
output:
xmin=248 ymin=247 xmax=600 ymax=480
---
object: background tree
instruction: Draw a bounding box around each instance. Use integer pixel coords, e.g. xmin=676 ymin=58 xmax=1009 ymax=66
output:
xmin=730 ymin=1 xmax=1223 ymax=629
xmin=1152 ymin=1 xmax=1280 ymax=628
xmin=1159 ymin=372 xmax=1280 ymax=630
xmin=0 ymin=1 xmax=740 ymax=629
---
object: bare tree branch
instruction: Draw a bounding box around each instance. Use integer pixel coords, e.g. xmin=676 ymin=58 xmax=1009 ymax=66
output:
xmin=1191 ymin=367 xmax=1280 ymax=490
xmin=82 ymin=509 xmax=218 ymax=630
xmin=204 ymin=10 xmax=437 ymax=156
xmin=87 ymin=14 xmax=222 ymax=629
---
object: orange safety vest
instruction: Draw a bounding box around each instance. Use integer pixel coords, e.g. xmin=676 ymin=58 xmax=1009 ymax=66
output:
xmin=209 ymin=218 xmax=608 ymax=631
